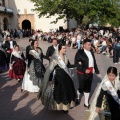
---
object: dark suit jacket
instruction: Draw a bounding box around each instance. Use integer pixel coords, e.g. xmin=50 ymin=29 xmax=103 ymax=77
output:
xmin=74 ymin=49 xmax=99 ymax=74
xmin=46 ymin=45 xmax=55 ymax=59
xmin=26 ymin=45 xmax=33 ymax=60
xmin=3 ymin=40 xmax=17 ymax=51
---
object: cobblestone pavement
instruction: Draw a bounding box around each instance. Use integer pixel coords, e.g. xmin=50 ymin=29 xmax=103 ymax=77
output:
xmin=0 ymin=38 xmax=120 ymax=120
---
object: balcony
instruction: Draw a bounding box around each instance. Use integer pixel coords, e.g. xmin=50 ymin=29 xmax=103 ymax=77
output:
xmin=0 ymin=6 xmax=13 ymax=15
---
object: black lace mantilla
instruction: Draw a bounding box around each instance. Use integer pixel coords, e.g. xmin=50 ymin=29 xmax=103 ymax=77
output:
xmin=34 ymin=59 xmax=46 ymax=78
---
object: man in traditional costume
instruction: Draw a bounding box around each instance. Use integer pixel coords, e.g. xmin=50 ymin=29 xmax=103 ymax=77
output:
xmin=26 ymin=38 xmax=33 ymax=60
xmin=74 ymin=39 xmax=100 ymax=108
xmin=3 ymin=35 xmax=17 ymax=64
xmin=46 ymin=38 xmax=58 ymax=60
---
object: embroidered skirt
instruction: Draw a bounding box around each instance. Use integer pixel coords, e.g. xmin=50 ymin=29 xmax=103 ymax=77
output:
xmin=9 ymin=59 xmax=26 ymax=79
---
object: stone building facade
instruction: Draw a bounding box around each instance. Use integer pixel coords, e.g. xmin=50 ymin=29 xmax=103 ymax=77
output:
xmin=0 ymin=0 xmax=77 ymax=32
xmin=0 ymin=0 xmax=13 ymax=30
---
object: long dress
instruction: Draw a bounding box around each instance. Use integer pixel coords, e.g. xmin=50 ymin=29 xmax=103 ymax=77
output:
xmin=9 ymin=50 xmax=26 ymax=79
xmin=89 ymin=75 xmax=120 ymax=120
xmin=38 ymin=52 xmax=76 ymax=111
xmin=22 ymin=47 xmax=46 ymax=92
xmin=0 ymin=47 xmax=8 ymax=71
xmin=96 ymin=89 xmax=120 ymax=120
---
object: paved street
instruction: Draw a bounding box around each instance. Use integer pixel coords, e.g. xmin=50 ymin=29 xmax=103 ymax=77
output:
xmin=0 ymin=38 xmax=120 ymax=120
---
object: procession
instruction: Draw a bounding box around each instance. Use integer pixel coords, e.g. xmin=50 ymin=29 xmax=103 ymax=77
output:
xmin=0 ymin=0 xmax=120 ymax=120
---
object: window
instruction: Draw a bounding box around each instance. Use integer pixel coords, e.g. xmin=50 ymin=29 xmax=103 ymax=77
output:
xmin=0 ymin=0 xmax=5 ymax=7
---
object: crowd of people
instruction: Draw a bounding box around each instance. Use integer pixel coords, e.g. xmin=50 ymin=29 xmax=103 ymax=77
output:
xmin=36 ymin=27 xmax=120 ymax=64
xmin=0 ymin=29 xmax=39 ymax=42
xmin=0 ymin=27 xmax=120 ymax=120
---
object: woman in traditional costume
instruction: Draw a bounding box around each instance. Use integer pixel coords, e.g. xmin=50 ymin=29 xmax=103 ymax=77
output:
xmin=96 ymin=67 xmax=120 ymax=120
xmin=21 ymin=40 xmax=46 ymax=92
xmin=0 ymin=42 xmax=8 ymax=73
xmin=9 ymin=45 xmax=26 ymax=82
xmin=38 ymin=43 xmax=76 ymax=113
xmin=89 ymin=67 xmax=120 ymax=120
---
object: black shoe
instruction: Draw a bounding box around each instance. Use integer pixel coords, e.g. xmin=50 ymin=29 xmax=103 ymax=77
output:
xmin=17 ymin=79 xmax=21 ymax=82
xmin=21 ymin=89 xmax=23 ymax=93
xmin=75 ymin=99 xmax=80 ymax=105
xmin=63 ymin=110 xmax=68 ymax=113
xmin=84 ymin=104 xmax=90 ymax=108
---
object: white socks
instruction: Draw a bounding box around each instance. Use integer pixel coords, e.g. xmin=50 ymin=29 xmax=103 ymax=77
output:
xmin=84 ymin=92 xmax=90 ymax=106
xmin=77 ymin=90 xmax=80 ymax=99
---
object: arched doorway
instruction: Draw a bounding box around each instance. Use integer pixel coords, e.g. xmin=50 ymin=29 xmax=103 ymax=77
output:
xmin=3 ymin=17 xmax=8 ymax=30
xmin=22 ymin=20 xmax=31 ymax=30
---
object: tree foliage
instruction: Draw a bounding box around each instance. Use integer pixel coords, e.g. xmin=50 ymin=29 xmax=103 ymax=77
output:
xmin=30 ymin=0 xmax=120 ymax=27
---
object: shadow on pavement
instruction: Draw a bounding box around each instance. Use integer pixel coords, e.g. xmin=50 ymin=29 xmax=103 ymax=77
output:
xmin=89 ymin=73 xmax=102 ymax=100
xmin=0 ymin=76 xmax=75 ymax=120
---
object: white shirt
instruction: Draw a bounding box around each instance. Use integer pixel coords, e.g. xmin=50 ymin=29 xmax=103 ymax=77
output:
xmin=77 ymin=34 xmax=81 ymax=42
xmin=93 ymin=39 xmax=98 ymax=46
xmin=10 ymin=41 xmax=13 ymax=49
xmin=71 ymin=37 xmax=76 ymax=42
xmin=102 ymin=41 xmax=107 ymax=46
xmin=53 ymin=45 xmax=57 ymax=50
xmin=84 ymin=49 xmax=94 ymax=67
xmin=100 ymin=30 xmax=104 ymax=36
xmin=69 ymin=32 xmax=73 ymax=35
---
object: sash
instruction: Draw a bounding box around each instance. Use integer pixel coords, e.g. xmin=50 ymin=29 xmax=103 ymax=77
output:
xmin=58 ymin=56 xmax=72 ymax=78
xmin=9 ymin=49 xmax=13 ymax=53
xmin=12 ymin=51 xmax=23 ymax=60
xmin=76 ymin=67 xmax=93 ymax=74
xmin=104 ymin=80 xmax=120 ymax=105
xmin=30 ymin=50 xmax=42 ymax=62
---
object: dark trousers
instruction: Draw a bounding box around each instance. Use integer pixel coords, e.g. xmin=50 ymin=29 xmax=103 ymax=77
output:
xmin=7 ymin=52 xmax=11 ymax=64
xmin=113 ymin=49 xmax=120 ymax=63
xmin=77 ymin=73 xmax=93 ymax=93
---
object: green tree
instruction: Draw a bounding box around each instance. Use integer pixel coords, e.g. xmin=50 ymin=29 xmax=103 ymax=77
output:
xmin=30 ymin=0 xmax=120 ymax=27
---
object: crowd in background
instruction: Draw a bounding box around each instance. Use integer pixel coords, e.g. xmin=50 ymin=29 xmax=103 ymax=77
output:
xmin=35 ymin=27 xmax=120 ymax=64
xmin=0 ymin=29 xmax=35 ymax=41
xmin=1 ymin=27 xmax=120 ymax=64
